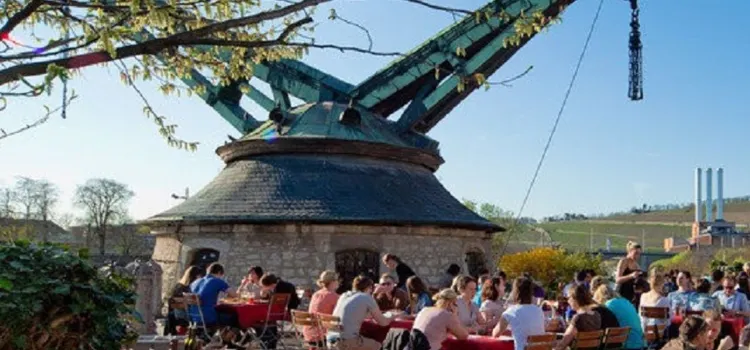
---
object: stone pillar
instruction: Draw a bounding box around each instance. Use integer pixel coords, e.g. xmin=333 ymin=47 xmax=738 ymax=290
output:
xmin=126 ymin=260 xmax=164 ymax=334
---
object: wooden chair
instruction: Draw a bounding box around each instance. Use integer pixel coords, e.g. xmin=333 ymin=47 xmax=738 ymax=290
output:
xmin=640 ymin=306 xmax=669 ymax=320
xmin=602 ymin=327 xmax=631 ymax=350
xmin=256 ymin=293 xmax=292 ymax=349
xmin=525 ymin=334 xmax=556 ymax=350
xmin=182 ymin=293 xmax=209 ymax=335
xmin=317 ymin=314 xmax=345 ymax=350
xmin=571 ymin=330 xmax=603 ymax=350
xmin=545 ymin=318 xmax=563 ymax=333
xmin=290 ymin=310 xmax=319 ymax=348
xmin=644 ymin=324 xmax=667 ymax=349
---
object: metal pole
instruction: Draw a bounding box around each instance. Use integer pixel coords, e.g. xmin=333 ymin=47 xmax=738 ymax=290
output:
xmin=590 ymin=228 xmax=593 ymax=252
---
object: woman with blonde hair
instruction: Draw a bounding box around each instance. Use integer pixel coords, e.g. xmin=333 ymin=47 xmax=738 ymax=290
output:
xmin=615 ymin=241 xmax=644 ymax=307
xmin=165 ymin=265 xmax=204 ymax=335
xmin=594 ymin=284 xmax=644 ymax=350
xmin=639 ymin=271 xmax=671 ymax=333
xmin=303 ymin=270 xmax=340 ymax=347
xmin=412 ymin=289 xmax=469 ymax=350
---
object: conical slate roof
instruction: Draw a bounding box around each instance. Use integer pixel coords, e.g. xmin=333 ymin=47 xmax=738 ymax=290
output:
xmin=148 ymin=103 xmax=502 ymax=232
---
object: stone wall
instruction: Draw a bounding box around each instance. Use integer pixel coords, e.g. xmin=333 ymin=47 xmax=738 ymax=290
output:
xmin=151 ymin=223 xmax=494 ymax=301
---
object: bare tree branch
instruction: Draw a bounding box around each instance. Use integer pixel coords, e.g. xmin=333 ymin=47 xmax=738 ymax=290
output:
xmin=403 ymin=0 xmax=473 ymax=16
xmin=0 ymin=97 xmax=76 ymax=143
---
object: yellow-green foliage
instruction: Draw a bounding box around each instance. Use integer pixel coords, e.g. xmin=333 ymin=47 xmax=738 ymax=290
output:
xmin=499 ymin=247 xmax=604 ymax=294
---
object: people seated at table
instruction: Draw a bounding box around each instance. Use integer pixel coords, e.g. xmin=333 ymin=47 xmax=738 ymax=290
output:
xmin=492 ymin=277 xmax=545 ymax=350
xmin=669 ymin=271 xmax=696 ymax=312
xmin=479 ymin=277 xmax=506 ymax=329
xmin=438 ymin=264 xmax=461 ymax=289
xmin=259 ymin=273 xmax=301 ymax=310
xmin=330 ymin=275 xmax=392 ymax=350
xmin=712 ymin=276 xmax=750 ymax=321
xmin=406 ymin=276 xmax=433 ymax=315
xmin=237 ymin=265 xmax=263 ymax=297
xmin=374 ymin=274 xmax=409 ymax=311
xmin=556 ymin=284 xmax=602 ymax=350
xmin=639 ymin=272 xmax=671 ymax=332
xmin=412 ymin=289 xmax=469 ymax=350
xmin=303 ymin=270 xmax=340 ymax=348
xmin=190 ymin=263 xmax=238 ymax=327
xmin=593 ymin=283 xmax=644 ymax=350
xmin=382 ymin=254 xmax=416 ymax=289
xmin=689 ymin=278 xmax=719 ymax=312
xmin=165 ymin=265 xmax=204 ymax=335
xmin=455 ymin=275 xmax=486 ymax=332
xmin=661 ymin=315 xmax=734 ymax=350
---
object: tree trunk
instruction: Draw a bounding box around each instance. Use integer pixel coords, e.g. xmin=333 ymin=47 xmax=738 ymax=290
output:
xmin=97 ymin=227 xmax=106 ymax=256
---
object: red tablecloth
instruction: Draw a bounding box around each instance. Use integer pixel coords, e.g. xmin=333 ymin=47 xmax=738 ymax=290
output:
xmin=216 ymin=302 xmax=287 ymax=329
xmin=359 ymin=319 xmax=414 ymax=343
xmin=671 ymin=315 xmax=745 ymax=344
xmin=442 ymin=335 xmax=514 ymax=350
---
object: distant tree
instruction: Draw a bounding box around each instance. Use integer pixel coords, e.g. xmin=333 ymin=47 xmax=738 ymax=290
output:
xmin=462 ymin=199 xmax=478 ymax=213
xmin=14 ymin=177 xmax=38 ymax=219
xmin=33 ymin=179 xmax=59 ymax=241
xmin=74 ymin=179 xmax=135 ymax=255
xmin=0 ymin=188 xmax=15 ymax=219
xmin=53 ymin=212 xmax=74 ymax=230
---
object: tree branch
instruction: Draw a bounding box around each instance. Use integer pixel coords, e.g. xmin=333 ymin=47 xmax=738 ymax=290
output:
xmin=402 ymin=0 xmax=473 ymax=16
xmin=0 ymin=101 xmax=73 ymax=143
xmin=0 ymin=0 xmax=47 ymax=36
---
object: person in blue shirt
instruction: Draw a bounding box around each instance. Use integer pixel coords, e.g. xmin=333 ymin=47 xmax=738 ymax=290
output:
xmin=190 ymin=263 xmax=239 ymax=327
xmin=593 ymin=283 xmax=644 ymax=350
xmin=712 ymin=276 xmax=750 ymax=322
xmin=406 ymin=275 xmax=433 ymax=314
xmin=472 ymin=268 xmax=491 ymax=307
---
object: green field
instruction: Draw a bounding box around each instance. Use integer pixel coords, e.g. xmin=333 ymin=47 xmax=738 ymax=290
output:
xmin=536 ymin=221 xmax=691 ymax=252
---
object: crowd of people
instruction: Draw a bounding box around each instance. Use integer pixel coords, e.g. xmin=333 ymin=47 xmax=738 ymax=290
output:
xmin=162 ymin=246 xmax=750 ymax=350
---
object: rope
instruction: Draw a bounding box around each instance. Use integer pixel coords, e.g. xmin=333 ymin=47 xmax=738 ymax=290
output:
xmin=61 ymin=6 xmax=71 ymax=119
xmin=500 ymin=0 xmax=605 ymax=256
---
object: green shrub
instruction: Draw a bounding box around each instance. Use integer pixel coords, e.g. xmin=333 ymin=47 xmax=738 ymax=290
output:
xmin=0 ymin=241 xmax=138 ymax=349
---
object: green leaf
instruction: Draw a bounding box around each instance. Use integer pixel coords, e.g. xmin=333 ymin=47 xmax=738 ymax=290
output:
xmin=0 ymin=278 xmax=12 ymax=291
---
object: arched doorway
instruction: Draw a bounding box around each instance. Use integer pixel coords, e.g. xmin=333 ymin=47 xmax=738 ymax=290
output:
xmin=465 ymin=250 xmax=487 ymax=278
xmin=187 ymin=248 xmax=220 ymax=272
xmin=335 ymin=249 xmax=380 ymax=294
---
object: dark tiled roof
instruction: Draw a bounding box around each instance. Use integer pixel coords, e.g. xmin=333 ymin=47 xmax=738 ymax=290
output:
xmin=148 ymin=154 xmax=501 ymax=232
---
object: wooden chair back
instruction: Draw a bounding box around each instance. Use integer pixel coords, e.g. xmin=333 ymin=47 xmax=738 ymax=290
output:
xmin=602 ymin=327 xmax=631 ymax=350
xmin=291 ymin=310 xmax=318 ymax=327
xmin=545 ymin=318 xmax=562 ymax=333
xmin=640 ymin=307 xmax=669 ymax=319
xmin=317 ymin=314 xmax=344 ymax=333
xmin=644 ymin=324 xmax=666 ymax=343
xmin=170 ymin=296 xmax=187 ymax=311
xmin=525 ymin=334 xmax=556 ymax=350
xmin=183 ymin=293 xmax=201 ymax=307
xmin=572 ymin=330 xmax=604 ymax=350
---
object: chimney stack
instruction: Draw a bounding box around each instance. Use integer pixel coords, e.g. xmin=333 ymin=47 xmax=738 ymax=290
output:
xmin=706 ymin=168 xmax=714 ymax=222
xmin=695 ymin=168 xmax=702 ymax=222
xmin=717 ymin=168 xmax=724 ymax=221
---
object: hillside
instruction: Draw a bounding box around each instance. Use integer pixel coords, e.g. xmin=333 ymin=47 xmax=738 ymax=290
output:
xmin=508 ymin=201 xmax=750 ymax=253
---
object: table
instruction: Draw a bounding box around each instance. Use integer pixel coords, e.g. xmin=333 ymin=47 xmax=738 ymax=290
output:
xmin=671 ymin=315 xmax=745 ymax=344
xmin=442 ymin=335 xmax=514 ymax=350
xmin=216 ymin=301 xmax=287 ymax=329
xmin=360 ymin=319 xmax=414 ymax=343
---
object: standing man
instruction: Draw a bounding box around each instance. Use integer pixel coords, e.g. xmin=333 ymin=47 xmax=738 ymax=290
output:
xmin=382 ymin=254 xmax=415 ymax=290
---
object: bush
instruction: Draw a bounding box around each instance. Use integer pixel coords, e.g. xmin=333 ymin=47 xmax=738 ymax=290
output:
xmin=498 ymin=247 xmax=605 ymax=298
xmin=0 ymin=241 xmax=138 ymax=349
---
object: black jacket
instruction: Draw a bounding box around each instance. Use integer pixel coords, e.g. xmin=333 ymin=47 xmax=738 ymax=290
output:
xmin=381 ymin=328 xmax=430 ymax=350
xmin=274 ymin=280 xmax=300 ymax=310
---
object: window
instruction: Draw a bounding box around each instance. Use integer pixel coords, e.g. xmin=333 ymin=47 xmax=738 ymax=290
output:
xmin=335 ymin=249 xmax=380 ymax=294
xmin=187 ymin=248 xmax=220 ymax=272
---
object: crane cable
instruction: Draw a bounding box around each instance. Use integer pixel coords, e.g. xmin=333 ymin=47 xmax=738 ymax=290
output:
xmin=499 ymin=0 xmax=605 ymax=256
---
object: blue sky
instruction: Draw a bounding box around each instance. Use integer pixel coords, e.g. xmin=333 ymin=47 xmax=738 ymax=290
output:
xmin=1 ymin=0 xmax=749 ymax=221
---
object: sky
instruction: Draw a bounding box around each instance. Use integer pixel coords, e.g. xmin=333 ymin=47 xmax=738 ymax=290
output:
xmin=1 ymin=0 xmax=749 ymax=222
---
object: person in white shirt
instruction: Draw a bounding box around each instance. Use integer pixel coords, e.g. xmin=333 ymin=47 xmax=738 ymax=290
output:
xmin=492 ymin=277 xmax=545 ymax=350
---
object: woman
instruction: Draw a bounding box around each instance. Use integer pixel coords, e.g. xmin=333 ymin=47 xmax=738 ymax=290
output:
xmin=615 ymin=241 xmax=643 ymax=307
xmin=688 ymin=278 xmax=719 ymax=312
xmin=556 ymin=285 xmax=602 ymax=350
xmin=303 ymin=270 xmax=340 ymax=347
xmin=382 ymin=254 xmax=416 ymax=289
xmin=492 ymin=277 xmax=546 ymax=350
xmin=640 ymin=272 xmax=671 ymax=332
xmin=593 ymin=284 xmax=644 ymax=350
xmin=668 ymin=271 xmax=696 ymax=313
xmin=412 ymin=289 xmax=469 ymax=350
xmin=479 ymin=277 xmax=506 ymax=328
xmin=661 ymin=315 xmax=734 ymax=350
xmin=165 ymin=266 xmax=204 ymax=335
xmin=455 ymin=275 xmax=486 ymax=332
xmin=407 ymin=276 xmax=433 ymax=315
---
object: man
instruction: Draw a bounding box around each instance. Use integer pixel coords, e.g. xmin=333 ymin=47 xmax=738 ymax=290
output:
xmin=382 ymin=254 xmax=415 ymax=289
xmin=254 ymin=273 xmax=301 ymax=349
xmin=438 ymin=264 xmax=461 ymax=289
xmin=563 ymin=271 xmax=588 ymax=298
xmin=331 ymin=275 xmax=393 ymax=350
xmin=711 ymin=269 xmax=726 ymax=294
xmin=237 ymin=265 xmax=263 ymax=296
xmin=373 ymin=274 xmax=409 ymax=311
xmin=259 ymin=273 xmax=301 ymax=310
xmin=712 ymin=276 xmax=750 ymax=322
xmin=190 ymin=263 xmax=238 ymax=327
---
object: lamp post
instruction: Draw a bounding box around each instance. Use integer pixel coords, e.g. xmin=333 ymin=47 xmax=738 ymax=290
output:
xmin=171 ymin=188 xmax=189 ymax=201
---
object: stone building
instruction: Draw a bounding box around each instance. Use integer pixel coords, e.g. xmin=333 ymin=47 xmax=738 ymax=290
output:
xmin=148 ymin=102 xmax=503 ymax=297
